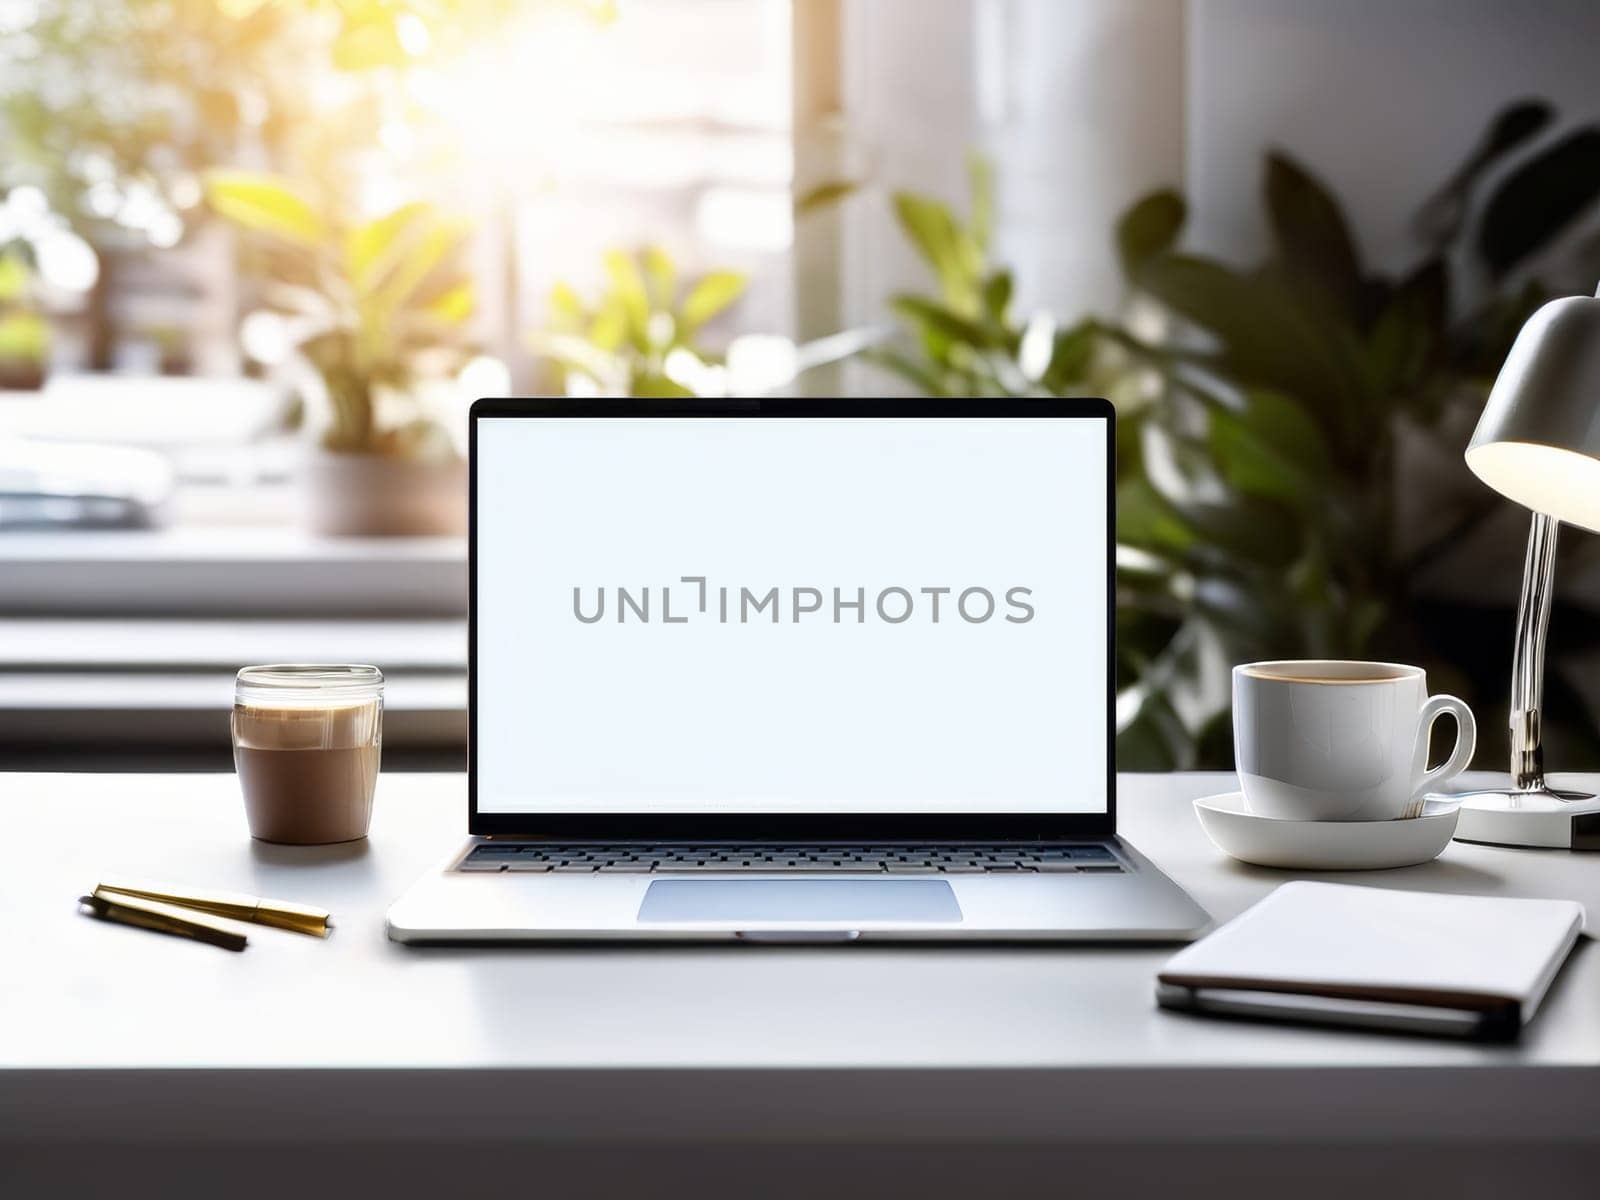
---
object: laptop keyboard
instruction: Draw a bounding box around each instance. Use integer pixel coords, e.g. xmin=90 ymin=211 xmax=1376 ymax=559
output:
xmin=458 ymin=843 xmax=1124 ymax=874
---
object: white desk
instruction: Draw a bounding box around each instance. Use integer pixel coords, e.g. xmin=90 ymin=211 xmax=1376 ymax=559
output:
xmin=3 ymin=771 xmax=1597 ymax=1198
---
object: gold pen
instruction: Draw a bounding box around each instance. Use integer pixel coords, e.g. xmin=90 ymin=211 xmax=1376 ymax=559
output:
xmin=79 ymin=890 xmax=248 ymax=952
xmin=96 ymin=878 xmax=332 ymax=938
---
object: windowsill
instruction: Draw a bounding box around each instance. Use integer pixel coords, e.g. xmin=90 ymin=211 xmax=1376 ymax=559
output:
xmin=0 ymin=617 xmax=468 ymax=767
xmin=0 ymin=528 xmax=469 ymax=765
xmin=1 ymin=525 xmax=466 ymax=616
xmin=0 ymin=616 xmax=466 ymax=669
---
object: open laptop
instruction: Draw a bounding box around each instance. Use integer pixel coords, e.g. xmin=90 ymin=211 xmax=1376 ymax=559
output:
xmin=387 ymin=397 xmax=1209 ymax=943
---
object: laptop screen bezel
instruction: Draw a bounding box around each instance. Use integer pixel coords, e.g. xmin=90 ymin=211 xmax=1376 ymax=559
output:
xmin=468 ymin=396 xmax=1117 ymax=840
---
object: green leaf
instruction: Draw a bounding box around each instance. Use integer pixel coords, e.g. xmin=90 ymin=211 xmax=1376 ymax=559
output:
xmin=1466 ymin=101 xmax=1554 ymax=179
xmin=548 ymin=281 xmax=585 ymax=325
xmin=1478 ymin=129 xmax=1600 ymax=276
xmin=641 ymin=245 xmax=676 ymax=310
xmin=891 ymin=190 xmax=985 ymax=308
xmin=889 ymin=295 xmax=991 ymax=349
xmin=531 ymin=331 xmax=618 ymax=384
xmin=1365 ymin=258 xmax=1446 ymax=394
xmin=346 ymin=202 xmax=430 ymax=293
xmin=1264 ymin=152 xmax=1362 ymax=324
xmin=603 ymin=249 xmax=651 ymax=347
xmin=980 ymin=270 xmax=1013 ymax=323
xmin=1181 ymin=497 xmax=1303 ymax=568
xmin=1208 ymin=389 xmax=1329 ymax=506
xmin=0 ymin=310 xmax=48 ymax=362
xmin=1414 ymin=100 xmax=1553 ymax=244
xmin=588 ymin=300 xmax=628 ymax=352
xmin=1193 ymin=709 xmax=1235 ymax=770
xmin=1040 ymin=322 xmax=1097 ymax=392
xmin=969 ymin=153 xmax=995 ymax=252
xmin=203 ymin=170 xmax=325 ymax=248
xmin=422 ymin=280 xmax=475 ymax=324
xmin=1191 ymin=575 xmax=1281 ymax=638
xmin=1142 ymin=422 xmax=1304 ymax=566
xmin=1115 ymin=189 xmax=1185 ymax=276
xmin=331 ymin=12 xmax=413 ymax=71
xmin=634 ymin=371 xmax=696 ymax=398
xmin=1116 ymin=689 xmax=1188 ymax=770
xmin=892 ymin=192 xmax=962 ymax=278
xmin=1116 ymin=478 xmax=1196 ymax=556
xmin=1135 ymin=253 xmax=1364 ymax=417
xmin=680 ymin=270 xmax=747 ymax=331
xmin=0 ymin=253 xmax=29 ymax=304
xmin=1116 ymin=603 xmax=1184 ymax=670
xmin=367 ymin=220 xmax=471 ymax=320
xmin=861 ymin=346 xmax=950 ymax=396
xmin=794 ymin=180 xmax=859 ymax=216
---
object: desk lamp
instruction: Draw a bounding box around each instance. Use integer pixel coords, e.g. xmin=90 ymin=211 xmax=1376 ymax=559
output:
xmin=1461 ymin=285 xmax=1600 ymax=848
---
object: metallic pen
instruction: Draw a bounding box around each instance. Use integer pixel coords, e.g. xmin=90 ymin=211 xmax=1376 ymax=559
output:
xmin=79 ymin=890 xmax=248 ymax=952
xmin=95 ymin=878 xmax=332 ymax=937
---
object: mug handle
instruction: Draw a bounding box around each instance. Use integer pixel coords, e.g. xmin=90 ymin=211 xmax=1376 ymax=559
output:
xmin=1411 ymin=694 xmax=1477 ymax=815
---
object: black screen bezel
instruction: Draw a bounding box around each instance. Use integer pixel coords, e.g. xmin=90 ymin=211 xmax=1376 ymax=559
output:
xmin=468 ymin=396 xmax=1117 ymax=840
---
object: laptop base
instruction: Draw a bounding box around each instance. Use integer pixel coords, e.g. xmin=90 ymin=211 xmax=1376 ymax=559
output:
xmin=387 ymin=836 xmax=1209 ymax=944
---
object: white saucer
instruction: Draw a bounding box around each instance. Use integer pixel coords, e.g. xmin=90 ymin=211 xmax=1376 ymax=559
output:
xmin=1193 ymin=792 xmax=1460 ymax=870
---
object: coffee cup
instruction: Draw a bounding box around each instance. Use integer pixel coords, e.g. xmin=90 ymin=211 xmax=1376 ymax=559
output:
xmin=1232 ymin=660 xmax=1475 ymax=822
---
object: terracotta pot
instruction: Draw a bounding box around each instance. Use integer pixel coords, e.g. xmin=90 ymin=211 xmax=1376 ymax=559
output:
xmin=303 ymin=449 xmax=467 ymax=537
xmin=0 ymin=360 xmax=46 ymax=391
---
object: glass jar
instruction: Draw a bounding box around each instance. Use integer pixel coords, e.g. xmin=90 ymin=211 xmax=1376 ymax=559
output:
xmin=232 ymin=664 xmax=383 ymax=844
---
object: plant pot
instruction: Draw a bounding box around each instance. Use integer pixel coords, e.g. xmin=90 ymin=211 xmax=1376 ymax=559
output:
xmin=0 ymin=359 xmax=46 ymax=391
xmin=303 ymin=449 xmax=467 ymax=537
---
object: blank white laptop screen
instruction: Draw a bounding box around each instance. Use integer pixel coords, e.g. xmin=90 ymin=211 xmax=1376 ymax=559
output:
xmin=475 ymin=415 xmax=1108 ymax=814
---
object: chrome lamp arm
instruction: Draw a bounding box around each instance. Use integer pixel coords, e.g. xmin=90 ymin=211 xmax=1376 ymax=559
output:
xmin=1509 ymin=511 xmax=1559 ymax=792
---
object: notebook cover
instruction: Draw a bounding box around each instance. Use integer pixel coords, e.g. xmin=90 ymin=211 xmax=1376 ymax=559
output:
xmin=1156 ymin=882 xmax=1583 ymax=1039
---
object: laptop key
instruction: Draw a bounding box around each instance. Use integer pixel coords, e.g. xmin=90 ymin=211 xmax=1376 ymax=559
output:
xmin=654 ymin=863 xmax=739 ymax=872
xmin=505 ymin=861 xmax=554 ymax=872
xmin=750 ymin=863 xmax=844 ymax=873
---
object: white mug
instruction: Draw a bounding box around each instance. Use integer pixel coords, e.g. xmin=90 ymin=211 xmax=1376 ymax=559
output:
xmin=1232 ymin=660 xmax=1476 ymax=822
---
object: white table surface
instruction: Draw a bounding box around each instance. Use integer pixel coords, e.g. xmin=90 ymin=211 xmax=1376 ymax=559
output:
xmin=3 ymin=770 xmax=1599 ymax=1155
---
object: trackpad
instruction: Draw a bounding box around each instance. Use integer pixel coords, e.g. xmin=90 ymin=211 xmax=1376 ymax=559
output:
xmin=637 ymin=879 xmax=962 ymax=924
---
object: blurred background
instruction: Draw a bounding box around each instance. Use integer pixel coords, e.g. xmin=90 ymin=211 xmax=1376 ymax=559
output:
xmin=6 ymin=0 xmax=1600 ymax=774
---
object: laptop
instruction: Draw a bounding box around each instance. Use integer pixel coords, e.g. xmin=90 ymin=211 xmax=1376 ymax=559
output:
xmin=387 ymin=397 xmax=1209 ymax=943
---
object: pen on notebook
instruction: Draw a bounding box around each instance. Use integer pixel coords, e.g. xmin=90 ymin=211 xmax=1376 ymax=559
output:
xmin=78 ymin=891 xmax=248 ymax=952
xmin=95 ymin=879 xmax=332 ymax=937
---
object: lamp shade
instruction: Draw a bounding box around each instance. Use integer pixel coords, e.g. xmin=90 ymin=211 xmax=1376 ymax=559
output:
xmin=1465 ymin=287 xmax=1600 ymax=533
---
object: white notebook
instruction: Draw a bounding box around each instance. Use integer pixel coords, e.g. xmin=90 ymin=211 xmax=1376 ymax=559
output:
xmin=1157 ymin=882 xmax=1584 ymax=1039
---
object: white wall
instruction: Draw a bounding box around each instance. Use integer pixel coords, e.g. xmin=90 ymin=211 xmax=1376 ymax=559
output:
xmin=1187 ymin=0 xmax=1600 ymax=270
xmin=984 ymin=0 xmax=1185 ymax=320
xmin=826 ymin=0 xmax=1600 ymax=373
xmin=833 ymin=0 xmax=1186 ymax=371
xmin=837 ymin=0 xmax=979 ymax=360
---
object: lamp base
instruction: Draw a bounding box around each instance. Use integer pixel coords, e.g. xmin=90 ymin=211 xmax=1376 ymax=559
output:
xmin=1451 ymin=786 xmax=1600 ymax=849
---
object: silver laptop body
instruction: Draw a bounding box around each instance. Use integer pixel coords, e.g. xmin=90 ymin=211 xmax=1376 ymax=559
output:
xmin=388 ymin=398 xmax=1209 ymax=943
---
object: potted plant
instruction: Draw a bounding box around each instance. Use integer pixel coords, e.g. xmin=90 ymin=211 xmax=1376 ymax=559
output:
xmin=0 ymin=251 xmax=49 ymax=391
xmin=869 ymin=102 xmax=1600 ymax=770
xmin=205 ymin=170 xmax=475 ymax=535
xmin=535 ymin=245 xmax=747 ymax=396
